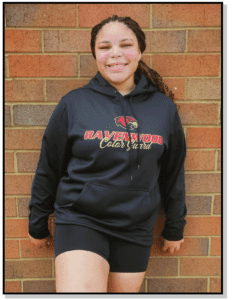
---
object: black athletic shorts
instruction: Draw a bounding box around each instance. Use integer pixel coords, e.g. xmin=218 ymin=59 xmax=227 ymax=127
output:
xmin=54 ymin=224 xmax=152 ymax=273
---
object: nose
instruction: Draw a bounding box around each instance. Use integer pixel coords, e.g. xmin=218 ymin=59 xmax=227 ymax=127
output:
xmin=109 ymin=45 xmax=122 ymax=57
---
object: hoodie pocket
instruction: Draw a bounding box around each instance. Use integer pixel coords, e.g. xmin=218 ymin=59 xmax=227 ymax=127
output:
xmin=71 ymin=182 xmax=153 ymax=230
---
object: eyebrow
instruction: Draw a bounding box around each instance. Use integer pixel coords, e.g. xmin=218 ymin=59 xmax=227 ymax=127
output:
xmin=98 ymin=38 xmax=134 ymax=44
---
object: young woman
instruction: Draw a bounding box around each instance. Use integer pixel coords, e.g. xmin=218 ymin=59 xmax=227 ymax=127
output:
xmin=28 ymin=15 xmax=187 ymax=293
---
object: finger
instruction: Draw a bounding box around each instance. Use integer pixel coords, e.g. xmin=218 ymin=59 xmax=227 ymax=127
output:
xmin=169 ymin=247 xmax=174 ymax=254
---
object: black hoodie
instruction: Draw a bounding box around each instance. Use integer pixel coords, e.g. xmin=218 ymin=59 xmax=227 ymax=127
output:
xmin=28 ymin=71 xmax=187 ymax=247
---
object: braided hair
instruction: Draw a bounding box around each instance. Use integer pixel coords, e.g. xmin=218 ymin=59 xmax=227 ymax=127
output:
xmin=90 ymin=15 xmax=179 ymax=110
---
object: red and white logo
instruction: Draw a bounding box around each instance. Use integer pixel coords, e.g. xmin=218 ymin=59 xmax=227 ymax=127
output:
xmin=114 ymin=116 xmax=138 ymax=130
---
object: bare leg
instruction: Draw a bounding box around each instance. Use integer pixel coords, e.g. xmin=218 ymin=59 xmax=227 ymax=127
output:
xmin=55 ymin=250 xmax=110 ymax=293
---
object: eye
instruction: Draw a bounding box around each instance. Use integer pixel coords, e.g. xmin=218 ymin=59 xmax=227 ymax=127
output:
xmin=121 ymin=44 xmax=132 ymax=48
xmin=100 ymin=46 xmax=110 ymax=50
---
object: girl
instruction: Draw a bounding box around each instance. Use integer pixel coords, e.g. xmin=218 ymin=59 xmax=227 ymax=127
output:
xmin=28 ymin=15 xmax=187 ymax=293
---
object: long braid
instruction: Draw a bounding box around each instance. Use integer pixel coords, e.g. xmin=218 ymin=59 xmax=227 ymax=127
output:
xmin=91 ymin=15 xmax=180 ymax=111
xmin=137 ymin=60 xmax=180 ymax=110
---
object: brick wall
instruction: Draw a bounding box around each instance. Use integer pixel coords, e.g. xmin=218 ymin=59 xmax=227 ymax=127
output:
xmin=4 ymin=4 xmax=222 ymax=293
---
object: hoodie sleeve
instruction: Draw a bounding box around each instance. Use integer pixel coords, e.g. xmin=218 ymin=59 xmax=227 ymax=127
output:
xmin=28 ymin=97 xmax=69 ymax=239
xmin=158 ymin=106 xmax=187 ymax=241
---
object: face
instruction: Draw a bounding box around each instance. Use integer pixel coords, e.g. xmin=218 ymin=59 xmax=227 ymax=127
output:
xmin=95 ymin=21 xmax=142 ymax=92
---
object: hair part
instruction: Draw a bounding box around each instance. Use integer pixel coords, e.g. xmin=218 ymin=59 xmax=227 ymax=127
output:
xmin=91 ymin=15 xmax=179 ymax=110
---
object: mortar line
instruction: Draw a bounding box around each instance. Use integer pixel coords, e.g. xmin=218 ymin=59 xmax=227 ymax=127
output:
xmin=7 ymin=52 xmax=222 ymax=56
xmin=4 ymin=26 xmax=222 ymax=30
xmin=43 ymin=79 xmax=47 ymax=102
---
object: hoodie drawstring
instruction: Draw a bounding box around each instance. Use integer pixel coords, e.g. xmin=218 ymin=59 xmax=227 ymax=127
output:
xmin=130 ymin=96 xmax=140 ymax=174
xmin=116 ymin=91 xmax=140 ymax=181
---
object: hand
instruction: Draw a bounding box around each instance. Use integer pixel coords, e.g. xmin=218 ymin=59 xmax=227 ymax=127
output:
xmin=28 ymin=232 xmax=53 ymax=249
xmin=162 ymin=238 xmax=184 ymax=254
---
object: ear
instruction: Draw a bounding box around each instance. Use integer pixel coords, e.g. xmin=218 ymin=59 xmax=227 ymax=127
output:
xmin=138 ymin=51 xmax=142 ymax=62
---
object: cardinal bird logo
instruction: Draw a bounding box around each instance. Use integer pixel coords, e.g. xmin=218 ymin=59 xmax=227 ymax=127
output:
xmin=114 ymin=116 xmax=138 ymax=130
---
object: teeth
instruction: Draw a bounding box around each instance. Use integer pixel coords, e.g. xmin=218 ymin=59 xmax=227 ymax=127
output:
xmin=108 ymin=64 xmax=127 ymax=67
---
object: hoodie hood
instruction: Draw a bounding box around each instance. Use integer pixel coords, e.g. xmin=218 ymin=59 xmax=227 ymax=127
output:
xmin=83 ymin=71 xmax=159 ymax=181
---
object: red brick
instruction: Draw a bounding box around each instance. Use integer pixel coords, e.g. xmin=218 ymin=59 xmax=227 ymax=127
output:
xmin=80 ymin=55 xmax=97 ymax=77
xmin=5 ymin=4 xmax=77 ymax=27
xmin=180 ymin=257 xmax=221 ymax=276
xmin=9 ymin=55 xmax=77 ymax=78
xmin=78 ymin=4 xmax=150 ymax=28
xmin=46 ymin=79 xmax=90 ymax=101
xmin=139 ymin=55 xmax=150 ymax=68
xmin=5 ymin=259 xmax=52 ymax=279
xmin=5 ymin=152 xmax=14 ymax=173
xmin=5 ymin=29 xmax=42 ymax=53
xmin=184 ymin=216 xmax=221 ymax=236
xmin=146 ymin=257 xmax=178 ymax=276
xmin=185 ymin=195 xmax=212 ymax=215
xmin=5 ymin=218 xmax=51 ymax=239
xmin=17 ymin=152 xmax=40 ymax=173
xmin=154 ymin=215 xmax=216 ymax=239
xmin=5 ymin=197 xmax=17 ymax=217
xmin=144 ymin=31 xmax=185 ymax=53
xmin=18 ymin=197 xmax=31 ymax=217
xmin=186 ymin=127 xmax=221 ymax=148
xmin=23 ymin=280 xmax=56 ymax=293
xmin=152 ymin=4 xmax=221 ymax=27
xmin=205 ymin=4 xmax=222 ymax=27
xmin=185 ymin=173 xmax=221 ymax=194
xmin=211 ymin=237 xmax=221 ymax=256
xmin=44 ymin=30 xmax=91 ymax=53
xmin=5 ymin=175 xmax=33 ymax=195
xmin=178 ymin=103 xmax=218 ymax=125
xmin=186 ymin=78 xmax=221 ymax=100
xmin=5 ymin=219 xmax=29 ymax=238
xmin=5 ymin=79 xmax=44 ymax=102
xmin=188 ymin=29 xmax=221 ymax=53
xmin=13 ymin=104 xmax=56 ymax=126
xmin=151 ymin=237 xmax=208 ymax=256
xmin=147 ymin=278 xmax=207 ymax=293
xmin=21 ymin=239 xmax=54 ymax=258
xmin=214 ymin=195 xmax=221 ymax=214
xmin=153 ymin=217 xmax=165 ymax=236
xmin=163 ymin=78 xmax=185 ymax=100
xmin=5 ymin=105 xmax=11 ymax=126
xmin=4 ymin=281 xmax=21 ymax=293
xmin=5 ymin=240 xmax=19 ymax=259
xmin=152 ymin=54 xmax=220 ymax=77
xmin=5 ymin=129 xmax=44 ymax=150
xmin=185 ymin=150 xmax=215 ymax=171
xmin=210 ymin=278 xmax=221 ymax=293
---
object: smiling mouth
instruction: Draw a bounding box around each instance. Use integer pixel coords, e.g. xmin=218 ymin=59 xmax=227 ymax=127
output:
xmin=107 ymin=63 xmax=128 ymax=67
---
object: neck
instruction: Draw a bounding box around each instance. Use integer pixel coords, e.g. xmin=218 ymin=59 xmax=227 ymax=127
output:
xmin=112 ymin=81 xmax=136 ymax=96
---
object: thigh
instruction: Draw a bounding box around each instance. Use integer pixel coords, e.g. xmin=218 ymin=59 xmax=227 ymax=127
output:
xmin=54 ymin=225 xmax=110 ymax=292
xmin=107 ymin=271 xmax=146 ymax=293
xmin=107 ymin=237 xmax=151 ymax=292
xmin=108 ymin=237 xmax=151 ymax=273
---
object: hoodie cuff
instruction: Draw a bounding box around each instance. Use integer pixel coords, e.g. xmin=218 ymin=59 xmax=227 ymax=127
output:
xmin=29 ymin=226 xmax=50 ymax=240
xmin=161 ymin=228 xmax=184 ymax=241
